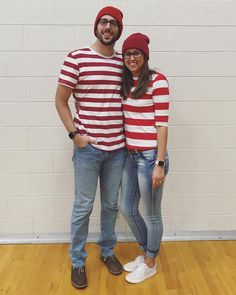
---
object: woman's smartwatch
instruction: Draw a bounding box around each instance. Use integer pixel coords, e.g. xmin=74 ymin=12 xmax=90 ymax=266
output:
xmin=155 ymin=160 xmax=165 ymax=167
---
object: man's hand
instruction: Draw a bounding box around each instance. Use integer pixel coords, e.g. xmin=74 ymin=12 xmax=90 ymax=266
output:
xmin=73 ymin=134 xmax=97 ymax=148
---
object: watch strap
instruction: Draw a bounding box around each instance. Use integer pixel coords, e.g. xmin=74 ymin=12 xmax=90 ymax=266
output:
xmin=68 ymin=130 xmax=79 ymax=140
xmin=155 ymin=160 xmax=165 ymax=167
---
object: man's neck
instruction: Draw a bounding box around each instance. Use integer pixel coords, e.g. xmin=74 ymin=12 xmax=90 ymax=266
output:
xmin=90 ymin=40 xmax=115 ymax=57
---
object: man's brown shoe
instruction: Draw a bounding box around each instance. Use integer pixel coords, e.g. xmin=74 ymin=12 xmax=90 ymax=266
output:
xmin=100 ymin=255 xmax=123 ymax=275
xmin=71 ymin=266 xmax=87 ymax=289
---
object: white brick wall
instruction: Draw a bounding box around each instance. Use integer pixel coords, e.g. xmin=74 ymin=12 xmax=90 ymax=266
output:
xmin=0 ymin=0 xmax=236 ymax=242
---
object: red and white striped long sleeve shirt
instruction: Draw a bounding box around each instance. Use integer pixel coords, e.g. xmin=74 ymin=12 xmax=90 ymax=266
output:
xmin=58 ymin=47 xmax=125 ymax=151
xmin=122 ymin=72 xmax=170 ymax=150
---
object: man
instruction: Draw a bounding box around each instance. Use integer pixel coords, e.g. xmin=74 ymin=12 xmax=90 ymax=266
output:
xmin=55 ymin=6 xmax=125 ymax=289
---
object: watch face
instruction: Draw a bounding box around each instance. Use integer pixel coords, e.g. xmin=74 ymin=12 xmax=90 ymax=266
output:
xmin=69 ymin=131 xmax=78 ymax=139
xmin=158 ymin=161 xmax=165 ymax=166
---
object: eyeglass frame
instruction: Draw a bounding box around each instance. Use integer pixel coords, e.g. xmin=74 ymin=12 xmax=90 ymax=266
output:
xmin=124 ymin=50 xmax=143 ymax=60
xmin=98 ymin=18 xmax=119 ymax=28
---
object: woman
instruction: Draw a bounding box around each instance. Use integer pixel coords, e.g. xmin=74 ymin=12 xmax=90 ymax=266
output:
xmin=120 ymin=33 xmax=170 ymax=284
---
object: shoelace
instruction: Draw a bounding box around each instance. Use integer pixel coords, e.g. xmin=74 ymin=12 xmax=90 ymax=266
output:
xmin=135 ymin=256 xmax=143 ymax=263
xmin=73 ymin=266 xmax=84 ymax=273
xmin=78 ymin=267 xmax=84 ymax=273
xmin=134 ymin=263 xmax=148 ymax=273
xmin=103 ymin=255 xmax=116 ymax=262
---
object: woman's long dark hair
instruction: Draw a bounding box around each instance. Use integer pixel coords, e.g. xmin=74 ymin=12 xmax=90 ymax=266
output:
xmin=121 ymin=55 xmax=155 ymax=99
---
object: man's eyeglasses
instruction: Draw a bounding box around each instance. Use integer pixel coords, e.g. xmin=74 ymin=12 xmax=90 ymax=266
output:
xmin=99 ymin=18 xmax=119 ymax=28
xmin=124 ymin=50 xmax=142 ymax=60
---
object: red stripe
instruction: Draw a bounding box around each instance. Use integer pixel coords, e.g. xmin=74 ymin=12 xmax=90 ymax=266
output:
xmin=97 ymin=138 xmax=125 ymax=147
xmin=154 ymin=72 xmax=168 ymax=81
xmin=125 ymin=131 xmax=157 ymax=140
xmin=78 ymin=114 xmax=122 ymax=121
xmin=153 ymin=87 xmax=169 ymax=95
xmin=79 ymin=80 xmax=121 ymax=85
xmin=79 ymin=106 xmax=121 ymax=112
xmin=63 ymin=61 xmax=78 ymax=71
xmin=60 ymin=69 xmax=78 ymax=80
xmin=58 ymin=78 xmax=75 ymax=88
xmin=74 ymin=89 xmax=120 ymax=94
xmin=86 ymin=131 xmax=124 ymax=138
xmin=126 ymin=94 xmax=152 ymax=100
xmin=79 ymin=71 xmax=122 ymax=77
xmin=78 ymin=98 xmax=121 ymax=103
xmin=154 ymin=102 xmax=170 ymax=110
xmin=124 ymin=118 xmax=155 ymax=126
xmin=78 ymin=62 xmax=122 ymax=70
xmin=123 ymin=104 xmax=154 ymax=113
xmin=155 ymin=116 xmax=169 ymax=122
xmin=80 ymin=123 xmax=123 ymax=129
xmin=138 ymin=94 xmax=153 ymax=100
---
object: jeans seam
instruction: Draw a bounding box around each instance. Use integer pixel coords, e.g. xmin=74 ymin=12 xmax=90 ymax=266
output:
xmin=128 ymin=168 xmax=147 ymax=251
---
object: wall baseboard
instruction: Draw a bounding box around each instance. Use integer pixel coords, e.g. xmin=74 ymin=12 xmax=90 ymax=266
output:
xmin=0 ymin=231 xmax=236 ymax=244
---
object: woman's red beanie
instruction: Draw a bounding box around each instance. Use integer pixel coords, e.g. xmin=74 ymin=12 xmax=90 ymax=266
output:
xmin=94 ymin=6 xmax=123 ymax=41
xmin=122 ymin=33 xmax=150 ymax=60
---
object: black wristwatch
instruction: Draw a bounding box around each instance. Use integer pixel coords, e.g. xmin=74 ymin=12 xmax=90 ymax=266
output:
xmin=68 ymin=130 xmax=79 ymax=140
xmin=155 ymin=160 xmax=165 ymax=167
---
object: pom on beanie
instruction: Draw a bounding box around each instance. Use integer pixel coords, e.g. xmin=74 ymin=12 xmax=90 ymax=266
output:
xmin=94 ymin=6 xmax=123 ymax=41
xmin=122 ymin=33 xmax=150 ymax=60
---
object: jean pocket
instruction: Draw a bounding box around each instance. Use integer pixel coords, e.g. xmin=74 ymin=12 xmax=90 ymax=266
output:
xmin=164 ymin=152 xmax=170 ymax=175
xmin=140 ymin=149 xmax=157 ymax=166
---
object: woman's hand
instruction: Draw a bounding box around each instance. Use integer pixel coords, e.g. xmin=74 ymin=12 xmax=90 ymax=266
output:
xmin=152 ymin=165 xmax=165 ymax=189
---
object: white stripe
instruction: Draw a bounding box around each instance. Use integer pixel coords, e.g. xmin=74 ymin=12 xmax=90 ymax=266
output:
xmin=77 ymin=84 xmax=121 ymax=90
xmin=91 ymin=142 xmax=125 ymax=151
xmin=126 ymin=138 xmax=157 ymax=147
xmin=79 ymin=102 xmax=121 ymax=108
xmin=65 ymin=56 xmax=79 ymax=66
xmin=93 ymin=135 xmax=124 ymax=142
xmin=78 ymin=75 xmax=121 ymax=81
xmin=75 ymin=126 xmax=123 ymax=134
xmin=155 ymin=110 xmax=169 ymax=116
xmin=155 ymin=122 xmax=168 ymax=127
xmin=76 ymin=120 xmax=123 ymax=127
xmin=123 ymin=98 xmax=153 ymax=106
xmin=76 ymin=56 xmax=122 ymax=65
xmin=59 ymin=73 xmax=77 ymax=85
xmin=62 ymin=64 xmax=79 ymax=76
xmin=153 ymin=79 xmax=169 ymax=88
xmin=78 ymin=111 xmax=122 ymax=117
xmin=80 ymin=66 xmax=121 ymax=73
xmin=123 ymin=111 xmax=155 ymax=120
xmin=153 ymin=95 xmax=170 ymax=103
xmin=74 ymin=93 xmax=121 ymax=99
xmin=125 ymin=124 xmax=156 ymax=134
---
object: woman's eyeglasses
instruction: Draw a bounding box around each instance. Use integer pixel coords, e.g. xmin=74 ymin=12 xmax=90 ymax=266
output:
xmin=124 ymin=50 xmax=142 ymax=60
xmin=99 ymin=18 xmax=119 ymax=28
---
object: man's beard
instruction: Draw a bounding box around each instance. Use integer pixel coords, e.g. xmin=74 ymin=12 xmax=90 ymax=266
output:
xmin=96 ymin=30 xmax=118 ymax=46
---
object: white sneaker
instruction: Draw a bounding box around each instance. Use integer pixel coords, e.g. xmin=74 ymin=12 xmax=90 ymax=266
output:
xmin=125 ymin=263 xmax=157 ymax=284
xmin=123 ymin=255 xmax=144 ymax=272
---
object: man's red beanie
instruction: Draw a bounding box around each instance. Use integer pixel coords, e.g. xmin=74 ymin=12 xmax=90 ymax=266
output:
xmin=94 ymin=6 xmax=123 ymax=40
xmin=122 ymin=33 xmax=150 ymax=60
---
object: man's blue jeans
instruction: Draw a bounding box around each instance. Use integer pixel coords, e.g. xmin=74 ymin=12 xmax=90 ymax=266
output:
xmin=70 ymin=144 xmax=125 ymax=267
xmin=120 ymin=149 xmax=169 ymax=258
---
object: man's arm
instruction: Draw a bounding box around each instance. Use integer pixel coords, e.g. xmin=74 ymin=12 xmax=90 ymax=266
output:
xmin=55 ymin=84 xmax=96 ymax=147
xmin=55 ymin=84 xmax=76 ymax=132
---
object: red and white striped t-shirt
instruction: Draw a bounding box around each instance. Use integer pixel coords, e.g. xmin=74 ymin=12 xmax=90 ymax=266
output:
xmin=122 ymin=72 xmax=170 ymax=150
xmin=58 ymin=47 xmax=125 ymax=151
